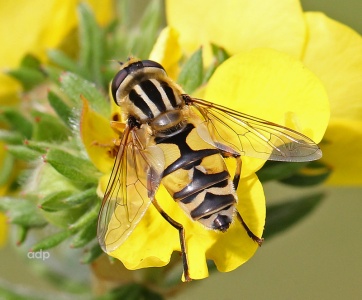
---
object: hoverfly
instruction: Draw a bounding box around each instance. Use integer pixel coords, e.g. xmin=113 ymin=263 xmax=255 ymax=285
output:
xmin=97 ymin=58 xmax=322 ymax=281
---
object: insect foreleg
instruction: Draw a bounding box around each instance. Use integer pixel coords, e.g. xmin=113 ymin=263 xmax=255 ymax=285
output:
xmin=151 ymin=198 xmax=192 ymax=282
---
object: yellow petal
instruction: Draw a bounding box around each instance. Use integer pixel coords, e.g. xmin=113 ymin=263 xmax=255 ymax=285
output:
xmin=80 ymin=96 xmax=117 ymax=173
xmin=205 ymin=49 xmax=330 ymax=140
xmin=204 ymin=49 xmax=329 ymax=174
xmin=149 ymin=26 xmax=182 ymax=79
xmin=303 ymin=12 xmax=362 ymax=121
xmin=108 ymin=174 xmax=265 ymax=280
xmin=166 ymin=0 xmax=306 ymax=58
xmin=321 ymin=119 xmax=362 ymax=186
xmin=0 ymin=0 xmax=114 ymax=102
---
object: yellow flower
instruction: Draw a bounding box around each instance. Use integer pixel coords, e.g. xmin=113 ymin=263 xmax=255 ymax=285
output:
xmin=302 ymin=13 xmax=362 ymax=185
xmin=165 ymin=0 xmax=362 ymax=185
xmin=0 ymin=0 xmax=115 ymax=105
xmin=81 ymin=48 xmax=328 ymax=280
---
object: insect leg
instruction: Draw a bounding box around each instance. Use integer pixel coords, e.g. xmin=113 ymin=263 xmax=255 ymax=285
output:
xmin=151 ymin=198 xmax=192 ymax=282
xmin=221 ymin=151 xmax=264 ymax=246
xmin=236 ymin=211 xmax=264 ymax=246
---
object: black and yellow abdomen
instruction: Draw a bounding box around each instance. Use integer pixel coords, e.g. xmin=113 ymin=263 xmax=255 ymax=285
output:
xmin=156 ymin=122 xmax=237 ymax=231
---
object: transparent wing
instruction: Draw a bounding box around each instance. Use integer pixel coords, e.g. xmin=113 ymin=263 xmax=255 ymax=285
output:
xmin=97 ymin=124 xmax=164 ymax=253
xmin=188 ymin=97 xmax=322 ymax=162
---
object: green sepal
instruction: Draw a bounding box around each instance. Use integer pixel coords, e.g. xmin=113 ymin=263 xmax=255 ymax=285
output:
xmin=280 ymin=161 xmax=332 ymax=187
xmin=60 ymin=72 xmax=109 ymax=117
xmin=2 ymin=108 xmax=33 ymax=139
xmin=69 ymin=200 xmax=100 ymax=232
xmin=257 ymin=161 xmax=310 ymax=182
xmin=31 ymin=111 xmax=71 ymax=142
xmin=177 ymin=48 xmax=203 ymax=94
xmin=30 ymin=230 xmax=72 ymax=252
xmin=45 ymin=148 xmax=100 ymax=184
xmin=47 ymin=91 xmax=74 ymax=128
xmin=80 ymin=243 xmax=103 ymax=264
xmin=6 ymin=144 xmax=43 ymax=161
xmin=0 ymin=129 xmax=24 ymax=144
xmin=263 ymin=192 xmax=325 ymax=239
xmin=203 ymin=44 xmax=230 ymax=84
xmin=0 ymin=197 xmax=47 ymax=228
xmin=70 ymin=219 xmax=97 ymax=248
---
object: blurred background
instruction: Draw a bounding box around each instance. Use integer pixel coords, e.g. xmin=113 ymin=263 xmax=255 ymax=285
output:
xmin=1 ymin=0 xmax=361 ymax=299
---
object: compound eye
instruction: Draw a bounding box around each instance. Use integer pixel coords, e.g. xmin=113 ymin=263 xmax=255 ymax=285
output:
xmin=111 ymin=69 xmax=128 ymax=105
xmin=141 ymin=60 xmax=166 ymax=72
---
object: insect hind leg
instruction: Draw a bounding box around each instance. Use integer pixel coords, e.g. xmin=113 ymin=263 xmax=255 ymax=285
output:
xmin=222 ymin=153 xmax=263 ymax=246
xmin=151 ymin=198 xmax=192 ymax=282
xmin=236 ymin=210 xmax=264 ymax=246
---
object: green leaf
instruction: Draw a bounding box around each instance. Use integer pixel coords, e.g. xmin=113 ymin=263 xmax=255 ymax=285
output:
xmin=0 ymin=197 xmax=47 ymax=228
xmin=60 ymin=72 xmax=109 ymax=117
xmin=69 ymin=200 xmax=100 ymax=232
xmin=0 ymin=283 xmax=46 ymax=300
xmin=47 ymin=91 xmax=74 ymax=127
xmin=47 ymin=49 xmax=81 ymax=75
xmin=20 ymin=54 xmax=42 ymax=69
xmin=257 ymin=161 xmax=310 ymax=182
xmin=177 ymin=48 xmax=203 ymax=94
xmin=40 ymin=188 xmax=97 ymax=211
xmin=96 ymin=283 xmax=164 ymax=300
xmin=136 ymin=0 xmax=163 ymax=58
xmin=263 ymin=192 xmax=325 ymax=240
xmin=31 ymin=230 xmax=72 ymax=252
xmin=80 ymin=243 xmax=103 ymax=264
xmin=39 ymin=190 xmax=75 ymax=212
xmin=42 ymin=65 xmax=63 ymax=83
xmin=6 ymin=144 xmax=42 ymax=161
xmin=2 ymin=109 xmax=33 ymax=139
xmin=31 ymin=111 xmax=71 ymax=142
xmin=280 ymin=161 xmax=331 ymax=187
xmin=7 ymin=67 xmax=45 ymax=90
xmin=78 ymin=3 xmax=105 ymax=86
xmin=45 ymin=148 xmax=100 ymax=184
xmin=63 ymin=187 xmax=98 ymax=206
xmin=7 ymin=55 xmax=46 ymax=91
xmin=0 ymin=150 xmax=14 ymax=185
xmin=0 ymin=129 xmax=24 ymax=144
xmin=70 ymin=219 xmax=97 ymax=248
xmin=16 ymin=226 xmax=29 ymax=246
